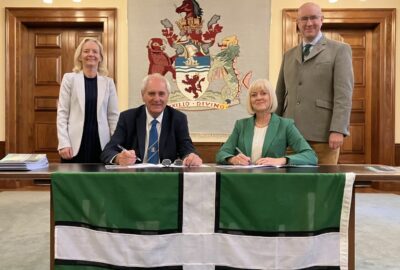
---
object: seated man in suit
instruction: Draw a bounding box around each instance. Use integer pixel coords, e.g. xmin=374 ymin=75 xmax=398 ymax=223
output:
xmin=101 ymin=73 xmax=202 ymax=166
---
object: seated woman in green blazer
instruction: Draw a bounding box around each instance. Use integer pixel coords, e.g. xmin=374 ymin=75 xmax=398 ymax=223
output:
xmin=216 ymin=79 xmax=317 ymax=166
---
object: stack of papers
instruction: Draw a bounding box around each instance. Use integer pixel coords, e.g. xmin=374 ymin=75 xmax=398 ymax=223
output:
xmin=0 ymin=153 xmax=49 ymax=171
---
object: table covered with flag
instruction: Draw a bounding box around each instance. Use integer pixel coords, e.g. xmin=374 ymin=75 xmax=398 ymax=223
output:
xmin=52 ymin=171 xmax=354 ymax=270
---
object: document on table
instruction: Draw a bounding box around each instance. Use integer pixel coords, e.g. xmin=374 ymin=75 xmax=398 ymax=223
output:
xmin=105 ymin=163 xmax=211 ymax=169
xmin=105 ymin=163 xmax=163 ymax=169
xmin=365 ymin=165 xmax=400 ymax=173
xmin=215 ymin=164 xmax=318 ymax=169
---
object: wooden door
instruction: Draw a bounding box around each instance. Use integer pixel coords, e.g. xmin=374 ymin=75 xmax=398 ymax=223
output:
xmin=282 ymin=9 xmax=395 ymax=165
xmin=324 ymin=30 xmax=372 ymax=164
xmin=6 ymin=8 xmax=117 ymax=164
xmin=19 ymin=27 xmax=102 ymax=162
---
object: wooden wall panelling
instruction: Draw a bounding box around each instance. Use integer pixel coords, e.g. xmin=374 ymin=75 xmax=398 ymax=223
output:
xmin=395 ymin=144 xmax=400 ymax=166
xmin=0 ymin=141 xmax=4 ymax=159
xmin=193 ymin=142 xmax=222 ymax=163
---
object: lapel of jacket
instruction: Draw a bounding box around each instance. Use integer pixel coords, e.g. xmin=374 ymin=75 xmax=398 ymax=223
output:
xmin=243 ymin=116 xmax=255 ymax=156
xmin=304 ymin=36 xmax=327 ymax=62
xmin=137 ymin=105 xmax=147 ymax=159
xmin=296 ymin=44 xmax=303 ymax=64
xmin=159 ymin=107 xmax=170 ymax=158
xmin=76 ymin=72 xmax=85 ymax=112
xmin=96 ymin=74 xmax=106 ymax=115
xmin=262 ymin=114 xmax=279 ymax=157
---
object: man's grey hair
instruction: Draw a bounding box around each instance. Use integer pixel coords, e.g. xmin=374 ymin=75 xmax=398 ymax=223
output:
xmin=141 ymin=73 xmax=171 ymax=94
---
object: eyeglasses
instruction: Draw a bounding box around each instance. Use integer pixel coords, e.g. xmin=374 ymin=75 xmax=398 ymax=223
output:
xmin=298 ymin=15 xmax=322 ymax=23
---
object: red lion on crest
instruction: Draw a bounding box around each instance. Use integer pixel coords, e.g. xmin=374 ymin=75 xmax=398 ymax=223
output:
xmin=182 ymin=74 xmax=205 ymax=98
xmin=146 ymin=38 xmax=176 ymax=79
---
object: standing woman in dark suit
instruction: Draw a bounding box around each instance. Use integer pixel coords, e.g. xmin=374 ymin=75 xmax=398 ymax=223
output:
xmin=57 ymin=38 xmax=119 ymax=163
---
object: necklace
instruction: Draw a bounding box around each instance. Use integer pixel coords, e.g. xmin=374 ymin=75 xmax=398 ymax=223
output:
xmin=255 ymin=122 xmax=268 ymax=128
xmin=255 ymin=114 xmax=271 ymax=128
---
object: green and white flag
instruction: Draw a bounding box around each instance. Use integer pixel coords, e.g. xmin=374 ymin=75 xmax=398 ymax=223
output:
xmin=52 ymin=172 xmax=354 ymax=270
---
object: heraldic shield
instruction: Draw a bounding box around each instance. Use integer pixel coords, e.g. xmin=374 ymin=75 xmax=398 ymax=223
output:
xmin=175 ymin=56 xmax=210 ymax=101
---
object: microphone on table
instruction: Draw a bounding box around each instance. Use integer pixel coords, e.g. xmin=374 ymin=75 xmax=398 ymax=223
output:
xmin=161 ymin=159 xmax=172 ymax=167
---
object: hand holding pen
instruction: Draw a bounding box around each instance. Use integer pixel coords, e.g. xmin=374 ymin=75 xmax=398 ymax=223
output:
xmin=116 ymin=144 xmax=141 ymax=165
xmin=228 ymin=147 xmax=251 ymax=166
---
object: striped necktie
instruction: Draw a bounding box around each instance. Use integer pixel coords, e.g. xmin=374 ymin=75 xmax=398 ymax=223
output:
xmin=147 ymin=119 xmax=159 ymax=164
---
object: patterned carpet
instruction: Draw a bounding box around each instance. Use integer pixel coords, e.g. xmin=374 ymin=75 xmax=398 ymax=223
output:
xmin=0 ymin=191 xmax=50 ymax=270
xmin=0 ymin=191 xmax=399 ymax=269
xmin=355 ymin=193 xmax=400 ymax=269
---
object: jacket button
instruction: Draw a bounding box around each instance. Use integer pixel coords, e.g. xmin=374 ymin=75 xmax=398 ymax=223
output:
xmin=296 ymin=101 xmax=300 ymax=105
xmin=299 ymin=82 xmax=302 ymax=85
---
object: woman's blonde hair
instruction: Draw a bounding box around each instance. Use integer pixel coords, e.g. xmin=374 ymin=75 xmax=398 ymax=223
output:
xmin=73 ymin=37 xmax=108 ymax=76
xmin=246 ymin=79 xmax=278 ymax=115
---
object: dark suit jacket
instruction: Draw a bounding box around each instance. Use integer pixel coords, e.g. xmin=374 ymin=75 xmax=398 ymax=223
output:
xmin=100 ymin=105 xmax=196 ymax=163
xmin=276 ymin=35 xmax=354 ymax=142
xmin=216 ymin=113 xmax=317 ymax=165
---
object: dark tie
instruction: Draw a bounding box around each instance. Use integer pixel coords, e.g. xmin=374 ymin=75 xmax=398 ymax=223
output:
xmin=302 ymin=44 xmax=312 ymax=61
xmin=147 ymin=119 xmax=159 ymax=164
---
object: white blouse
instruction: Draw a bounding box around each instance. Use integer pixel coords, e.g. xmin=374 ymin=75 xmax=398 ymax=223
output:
xmin=251 ymin=125 xmax=268 ymax=162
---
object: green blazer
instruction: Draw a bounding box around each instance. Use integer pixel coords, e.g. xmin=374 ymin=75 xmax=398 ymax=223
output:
xmin=216 ymin=113 xmax=317 ymax=165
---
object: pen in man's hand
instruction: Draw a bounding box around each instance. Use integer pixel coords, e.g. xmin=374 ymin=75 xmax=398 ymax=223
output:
xmin=117 ymin=144 xmax=142 ymax=162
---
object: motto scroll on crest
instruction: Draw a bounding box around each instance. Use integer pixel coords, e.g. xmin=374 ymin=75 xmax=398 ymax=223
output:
xmin=146 ymin=0 xmax=252 ymax=111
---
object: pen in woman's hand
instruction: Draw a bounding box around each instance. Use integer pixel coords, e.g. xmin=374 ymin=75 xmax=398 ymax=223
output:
xmin=235 ymin=147 xmax=245 ymax=155
xmin=117 ymin=144 xmax=142 ymax=162
xmin=235 ymin=147 xmax=251 ymax=164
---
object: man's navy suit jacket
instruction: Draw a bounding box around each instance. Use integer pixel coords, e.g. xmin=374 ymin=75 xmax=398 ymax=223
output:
xmin=100 ymin=105 xmax=196 ymax=163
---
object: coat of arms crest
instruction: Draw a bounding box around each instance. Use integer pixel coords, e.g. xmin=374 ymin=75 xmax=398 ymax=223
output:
xmin=146 ymin=0 xmax=252 ymax=111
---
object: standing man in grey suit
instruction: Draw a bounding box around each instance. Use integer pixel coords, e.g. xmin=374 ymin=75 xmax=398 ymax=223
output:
xmin=276 ymin=2 xmax=354 ymax=164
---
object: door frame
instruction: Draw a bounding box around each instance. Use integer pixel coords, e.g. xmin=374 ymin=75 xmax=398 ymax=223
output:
xmin=5 ymin=8 xmax=117 ymax=154
xmin=282 ymin=8 xmax=396 ymax=165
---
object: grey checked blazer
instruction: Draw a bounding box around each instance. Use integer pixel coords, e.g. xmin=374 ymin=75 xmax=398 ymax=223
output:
xmin=276 ymin=35 xmax=354 ymax=142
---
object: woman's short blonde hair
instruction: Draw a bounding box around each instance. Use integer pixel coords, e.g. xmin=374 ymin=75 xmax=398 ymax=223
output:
xmin=246 ymin=79 xmax=278 ymax=115
xmin=73 ymin=37 xmax=108 ymax=76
